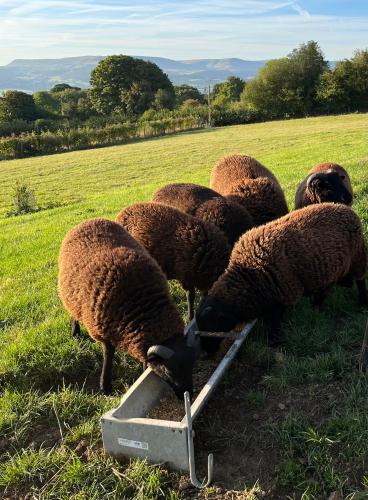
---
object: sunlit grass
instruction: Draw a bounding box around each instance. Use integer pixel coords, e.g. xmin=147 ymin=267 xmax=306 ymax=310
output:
xmin=1 ymin=113 xmax=368 ymax=498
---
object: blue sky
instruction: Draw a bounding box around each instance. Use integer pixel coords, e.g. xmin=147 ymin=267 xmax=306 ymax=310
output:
xmin=0 ymin=0 xmax=367 ymax=65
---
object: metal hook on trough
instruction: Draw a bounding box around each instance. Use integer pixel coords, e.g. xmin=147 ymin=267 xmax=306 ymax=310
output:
xmin=184 ymin=391 xmax=213 ymax=488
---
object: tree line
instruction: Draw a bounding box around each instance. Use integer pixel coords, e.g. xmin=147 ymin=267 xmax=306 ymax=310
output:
xmin=1 ymin=42 xmax=368 ymax=147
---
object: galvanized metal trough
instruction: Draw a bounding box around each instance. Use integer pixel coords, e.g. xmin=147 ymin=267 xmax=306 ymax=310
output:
xmin=101 ymin=319 xmax=256 ymax=488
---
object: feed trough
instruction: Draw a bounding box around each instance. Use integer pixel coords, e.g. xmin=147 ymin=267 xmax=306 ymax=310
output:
xmin=101 ymin=318 xmax=256 ymax=488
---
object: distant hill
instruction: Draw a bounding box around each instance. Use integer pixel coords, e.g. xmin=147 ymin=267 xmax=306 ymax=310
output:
xmin=0 ymin=56 xmax=267 ymax=93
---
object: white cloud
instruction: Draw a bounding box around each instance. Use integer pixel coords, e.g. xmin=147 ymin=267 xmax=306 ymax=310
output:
xmin=291 ymin=2 xmax=311 ymax=18
xmin=0 ymin=0 xmax=367 ymax=65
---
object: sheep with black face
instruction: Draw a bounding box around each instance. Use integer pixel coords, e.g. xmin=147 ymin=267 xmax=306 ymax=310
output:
xmin=295 ymin=162 xmax=353 ymax=209
xmin=58 ymin=218 xmax=196 ymax=399
xmin=196 ymin=204 xmax=367 ymax=353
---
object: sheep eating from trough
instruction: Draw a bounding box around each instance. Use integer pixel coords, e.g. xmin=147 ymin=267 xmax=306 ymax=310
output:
xmin=196 ymin=203 xmax=367 ymax=353
xmin=210 ymin=154 xmax=289 ymax=226
xmin=116 ymin=202 xmax=231 ymax=320
xmin=58 ymin=218 xmax=197 ymax=399
xmin=151 ymin=182 xmax=254 ymax=245
xmin=295 ymin=162 xmax=353 ymax=209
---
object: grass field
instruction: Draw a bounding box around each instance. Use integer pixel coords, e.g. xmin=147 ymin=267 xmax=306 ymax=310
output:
xmin=1 ymin=113 xmax=368 ymax=499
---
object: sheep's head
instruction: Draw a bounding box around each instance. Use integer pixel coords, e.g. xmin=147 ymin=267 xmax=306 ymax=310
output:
xmin=307 ymin=171 xmax=352 ymax=206
xmin=196 ymin=296 xmax=240 ymax=354
xmin=147 ymin=336 xmax=196 ymax=400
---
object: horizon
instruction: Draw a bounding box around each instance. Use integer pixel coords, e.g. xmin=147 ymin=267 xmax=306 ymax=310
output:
xmin=0 ymin=1 xmax=367 ymax=67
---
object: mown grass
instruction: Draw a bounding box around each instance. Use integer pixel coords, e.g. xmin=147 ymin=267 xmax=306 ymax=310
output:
xmin=1 ymin=113 xmax=368 ymax=498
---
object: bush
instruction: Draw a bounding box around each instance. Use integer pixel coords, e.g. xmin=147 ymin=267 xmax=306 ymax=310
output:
xmin=0 ymin=117 xmax=204 ymax=159
xmin=0 ymin=120 xmax=33 ymax=138
xmin=11 ymin=181 xmax=38 ymax=215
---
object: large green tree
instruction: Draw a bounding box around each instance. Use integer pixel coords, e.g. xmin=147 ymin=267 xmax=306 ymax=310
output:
xmin=0 ymin=90 xmax=38 ymax=121
xmin=288 ymin=40 xmax=328 ymax=113
xmin=317 ymin=50 xmax=368 ymax=113
xmin=90 ymin=55 xmax=174 ymax=115
xmin=242 ymin=58 xmax=304 ymax=117
xmin=242 ymin=41 xmax=327 ymax=118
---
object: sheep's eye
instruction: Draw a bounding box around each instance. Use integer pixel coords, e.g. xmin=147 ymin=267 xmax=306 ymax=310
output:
xmin=340 ymin=175 xmax=345 ymax=180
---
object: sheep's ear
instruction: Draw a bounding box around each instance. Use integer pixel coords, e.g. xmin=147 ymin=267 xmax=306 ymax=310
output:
xmin=147 ymin=345 xmax=174 ymax=361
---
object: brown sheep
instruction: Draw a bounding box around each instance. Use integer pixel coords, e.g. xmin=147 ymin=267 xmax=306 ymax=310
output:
xmin=116 ymin=202 xmax=231 ymax=320
xmin=151 ymin=183 xmax=254 ymax=245
xmin=295 ymin=162 xmax=353 ymax=209
xmin=210 ymin=154 xmax=288 ymax=225
xmin=196 ymin=203 xmax=367 ymax=352
xmin=58 ymin=218 xmax=196 ymax=398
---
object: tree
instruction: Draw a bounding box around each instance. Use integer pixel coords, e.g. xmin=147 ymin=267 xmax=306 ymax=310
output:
xmin=315 ymin=69 xmax=348 ymax=113
xmin=50 ymin=83 xmax=81 ymax=93
xmin=242 ymin=58 xmax=303 ymax=118
xmin=33 ymin=91 xmax=60 ymax=117
xmin=213 ymin=76 xmax=245 ymax=102
xmin=120 ymin=81 xmax=152 ymax=116
xmin=316 ymin=50 xmax=368 ymax=113
xmin=0 ymin=90 xmax=38 ymax=121
xmin=153 ymin=89 xmax=175 ymax=110
xmin=174 ymin=85 xmax=204 ymax=105
xmin=288 ymin=41 xmax=328 ymax=113
xmin=77 ymin=92 xmax=97 ymax=120
xmin=242 ymin=41 xmax=327 ymax=118
xmin=90 ymin=55 xmax=175 ymax=116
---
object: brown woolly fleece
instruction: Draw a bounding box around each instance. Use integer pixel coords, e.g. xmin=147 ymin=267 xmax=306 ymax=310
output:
xmin=295 ymin=162 xmax=353 ymax=209
xmin=207 ymin=203 xmax=367 ymax=320
xmin=116 ymin=202 xmax=231 ymax=293
xmin=58 ymin=218 xmax=184 ymax=363
xmin=151 ymin=183 xmax=254 ymax=245
xmin=210 ymin=154 xmax=288 ymax=226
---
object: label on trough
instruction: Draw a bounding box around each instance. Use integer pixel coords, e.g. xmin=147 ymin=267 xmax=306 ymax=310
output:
xmin=118 ymin=437 xmax=149 ymax=450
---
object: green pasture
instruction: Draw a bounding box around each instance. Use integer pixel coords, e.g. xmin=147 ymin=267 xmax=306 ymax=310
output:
xmin=1 ymin=113 xmax=368 ymax=498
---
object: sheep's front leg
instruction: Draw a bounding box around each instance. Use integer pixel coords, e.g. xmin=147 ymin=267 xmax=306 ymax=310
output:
xmin=71 ymin=319 xmax=81 ymax=338
xmin=186 ymin=288 xmax=196 ymax=320
xmin=357 ymin=279 xmax=367 ymax=307
xmin=268 ymin=305 xmax=285 ymax=347
xmin=100 ymin=341 xmax=116 ymax=394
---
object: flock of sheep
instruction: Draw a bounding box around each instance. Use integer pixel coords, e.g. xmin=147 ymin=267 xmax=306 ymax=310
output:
xmin=58 ymin=155 xmax=367 ymax=400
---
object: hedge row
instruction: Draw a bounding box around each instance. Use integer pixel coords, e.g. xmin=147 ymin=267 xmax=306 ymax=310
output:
xmin=0 ymin=116 xmax=204 ymax=160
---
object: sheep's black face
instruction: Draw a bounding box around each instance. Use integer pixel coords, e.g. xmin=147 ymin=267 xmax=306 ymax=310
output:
xmin=308 ymin=172 xmax=352 ymax=205
xmin=147 ymin=337 xmax=195 ymax=400
xmin=196 ymin=296 xmax=239 ymax=354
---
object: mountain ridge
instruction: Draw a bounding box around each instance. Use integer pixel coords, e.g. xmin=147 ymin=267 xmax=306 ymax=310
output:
xmin=0 ymin=55 xmax=267 ymax=92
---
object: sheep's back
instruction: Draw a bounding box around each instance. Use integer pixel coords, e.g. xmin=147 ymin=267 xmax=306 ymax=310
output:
xmin=152 ymin=183 xmax=254 ymax=245
xmin=116 ymin=202 xmax=230 ymax=291
xmin=234 ymin=204 xmax=366 ymax=297
xmin=195 ymin=197 xmax=254 ymax=245
xmin=210 ymin=154 xmax=279 ymax=194
xmin=58 ymin=218 xmax=183 ymax=361
xmin=152 ymin=183 xmax=218 ymax=215
xmin=116 ymin=202 xmax=189 ymax=278
xmin=226 ymin=177 xmax=289 ymax=226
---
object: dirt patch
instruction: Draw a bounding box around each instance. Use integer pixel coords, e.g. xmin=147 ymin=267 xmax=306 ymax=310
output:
xmin=172 ymin=360 xmax=348 ymax=499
